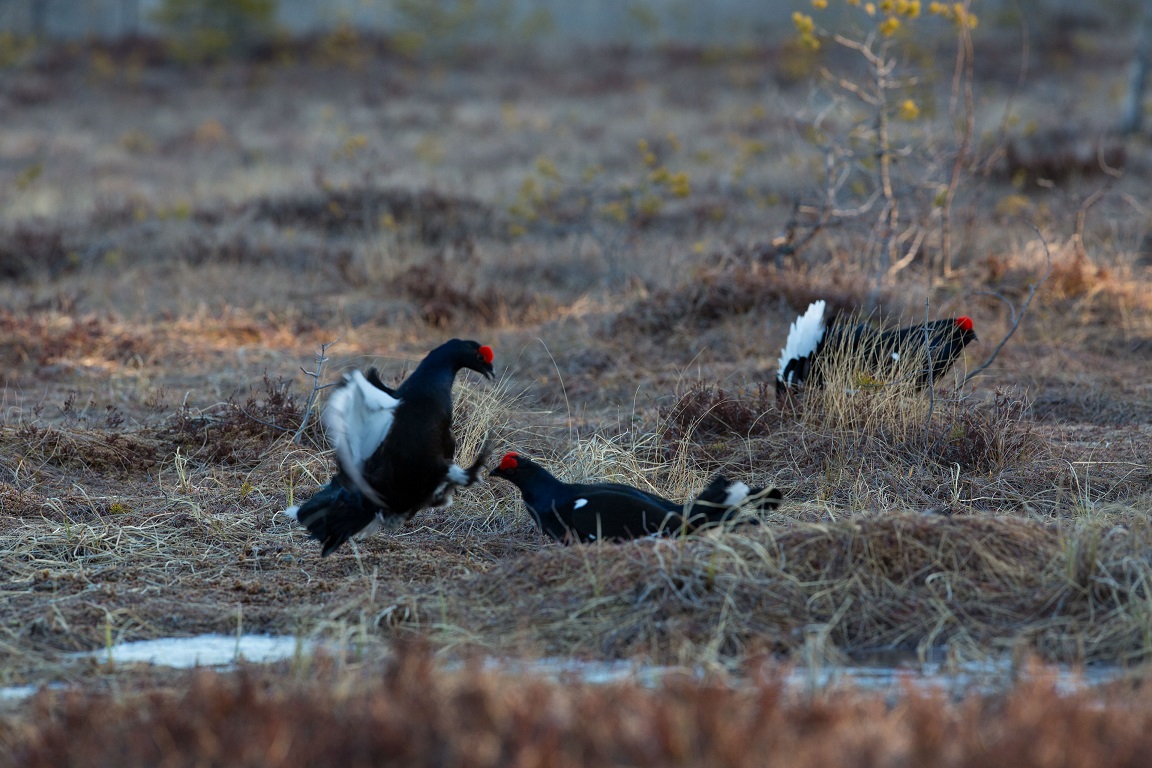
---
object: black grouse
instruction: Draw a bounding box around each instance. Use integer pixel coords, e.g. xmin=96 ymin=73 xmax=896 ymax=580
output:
xmin=776 ymin=300 xmax=977 ymax=394
xmin=490 ymin=452 xmax=783 ymax=544
xmin=285 ymin=339 xmax=495 ymax=556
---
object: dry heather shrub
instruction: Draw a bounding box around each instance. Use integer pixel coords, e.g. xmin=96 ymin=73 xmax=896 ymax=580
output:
xmin=0 ymin=224 xmax=71 ymax=279
xmin=251 ymin=186 xmax=493 ymax=243
xmin=661 ymin=383 xmax=776 ymax=440
xmin=0 ymin=481 xmax=43 ymax=517
xmin=10 ymin=649 xmax=1152 ymax=768
xmin=1000 ymin=127 xmax=1126 ymax=184
xmin=395 ymin=254 xmax=535 ymax=327
xmin=167 ymin=373 xmax=313 ymax=464
xmin=609 ymin=263 xmax=872 ymax=335
xmin=933 ymin=388 xmax=1043 ymax=474
xmin=177 ymin=231 xmax=355 ymax=274
xmin=0 ymin=423 xmax=162 ymax=476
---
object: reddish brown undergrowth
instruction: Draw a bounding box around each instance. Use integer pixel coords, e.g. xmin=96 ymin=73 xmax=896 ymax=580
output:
xmin=608 ymin=262 xmax=880 ymax=336
xmin=4 ymin=647 xmax=1152 ymax=768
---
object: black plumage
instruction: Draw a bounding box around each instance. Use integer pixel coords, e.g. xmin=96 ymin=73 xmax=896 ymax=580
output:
xmin=285 ymin=339 xmax=494 ymax=556
xmin=870 ymin=316 xmax=978 ymax=389
xmin=777 ymin=301 xmax=977 ymax=393
xmin=490 ymin=452 xmax=783 ymax=544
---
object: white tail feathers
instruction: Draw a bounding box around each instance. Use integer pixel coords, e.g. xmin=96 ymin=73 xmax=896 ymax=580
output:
xmin=323 ymin=370 xmax=401 ymax=508
xmin=776 ymin=300 xmax=827 ymax=385
xmin=722 ymin=481 xmax=751 ymax=508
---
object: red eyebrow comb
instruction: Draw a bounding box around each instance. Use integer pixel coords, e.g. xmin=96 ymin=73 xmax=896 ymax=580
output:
xmin=956 ymin=317 xmax=974 ymax=332
xmin=498 ymin=452 xmax=518 ymax=471
xmin=479 ymin=345 xmax=494 ymax=364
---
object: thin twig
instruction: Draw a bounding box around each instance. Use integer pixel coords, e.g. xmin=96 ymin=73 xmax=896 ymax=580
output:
xmin=293 ymin=339 xmax=338 ymax=444
xmin=923 ymin=298 xmax=935 ymax=444
xmin=938 ymin=0 xmax=976 ymax=277
xmin=772 ymin=194 xmax=830 ymax=262
xmin=962 ymin=226 xmax=1052 ymax=385
xmin=237 ymin=408 xmax=292 ymax=433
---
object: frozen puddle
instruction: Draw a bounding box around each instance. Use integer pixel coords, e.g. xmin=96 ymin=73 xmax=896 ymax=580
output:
xmin=4 ymin=635 xmax=305 ymax=704
xmin=86 ymin=634 xmax=306 ymax=668
xmin=0 ymin=639 xmax=1130 ymax=705
xmin=482 ymin=656 xmax=1127 ymax=697
xmin=1 ymin=685 xmax=43 ymax=701
xmin=781 ymin=659 xmax=1125 ymax=697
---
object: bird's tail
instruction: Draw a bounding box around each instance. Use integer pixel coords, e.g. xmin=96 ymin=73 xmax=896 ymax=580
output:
xmin=687 ymin=475 xmax=784 ymax=528
xmin=283 ymin=478 xmax=378 ymax=557
xmin=442 ymin=433 xmax=495 ymax=495
xmin=464 ymin=433 xmax=494 ymax=485
xmin=776 ymin=300 xmax=827 ymax=393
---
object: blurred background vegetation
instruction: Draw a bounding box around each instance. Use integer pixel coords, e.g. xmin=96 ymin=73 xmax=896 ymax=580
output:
xmin=0 ymin=0 xmax=1140 ymax=52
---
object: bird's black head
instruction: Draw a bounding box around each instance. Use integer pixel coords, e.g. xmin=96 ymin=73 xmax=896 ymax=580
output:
xmin=954 ymin=316 xmax=978 ymax=345
xmin=489 ymin=451 xmax=533 ymax=485
xmin=438 ymin=338 xmax=496 ymax=379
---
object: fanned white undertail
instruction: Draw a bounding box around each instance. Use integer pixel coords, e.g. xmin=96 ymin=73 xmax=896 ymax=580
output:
xmin=776 ymin=300 xmax=827 ymax=386
xmin=323 ymin=370 xmax=400 ymax=507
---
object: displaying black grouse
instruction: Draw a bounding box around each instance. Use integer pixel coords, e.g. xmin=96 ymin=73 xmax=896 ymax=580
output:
xmin=776 ymin=300 xmax=977 ymax=393
xmin=490 ymin=452 xmax=783 ymax=544
xmin=285 ymin=339 xmax=495 ymax=556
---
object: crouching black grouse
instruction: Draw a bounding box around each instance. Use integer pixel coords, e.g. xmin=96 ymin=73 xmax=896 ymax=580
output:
xmin=490 ymin=452 xmax=783 ymax=544
xmin=776 ymin=300 xmax=977 ymax=393
xmin=285 ymin=339 xmax=495 ymax=556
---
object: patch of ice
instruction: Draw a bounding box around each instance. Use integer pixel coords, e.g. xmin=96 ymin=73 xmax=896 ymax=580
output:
xmin=0 ymin=685 xmax=42 ymax=701
xmin=473 ymin=655 xmax=1126 ymax=696
xmin=85 ymin=634 xmax=306 ymax=669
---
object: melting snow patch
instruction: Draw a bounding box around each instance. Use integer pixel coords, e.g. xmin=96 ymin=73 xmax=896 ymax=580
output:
xmin=86 ymin=634 xmax=306 ymax=668
xmin=469 ymin=655 xmax=1126 ymax=697
xmin=1 ymin=685 xmax=42 ymax=701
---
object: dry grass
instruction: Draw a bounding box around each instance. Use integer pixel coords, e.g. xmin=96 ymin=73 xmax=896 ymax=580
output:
xmin=389 ymin=514 xmax=1152 ymax=667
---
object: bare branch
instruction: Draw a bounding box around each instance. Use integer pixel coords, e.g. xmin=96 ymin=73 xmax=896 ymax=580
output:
xmin=969 ymin=290 xmax=1018 ymax=326
xmin=961 ymin=226 xmax=1051 ymax=385
xmin=293 ymin=339 xmax=339 ymax=445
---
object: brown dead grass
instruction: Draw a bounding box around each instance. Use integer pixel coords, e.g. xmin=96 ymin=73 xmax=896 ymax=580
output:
xmin=5 ymin=647 xmax=1152 ymax=768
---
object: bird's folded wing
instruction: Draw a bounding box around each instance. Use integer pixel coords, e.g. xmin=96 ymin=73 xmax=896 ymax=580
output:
xmin=323 ymin=370 xmax=400 ymax=506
